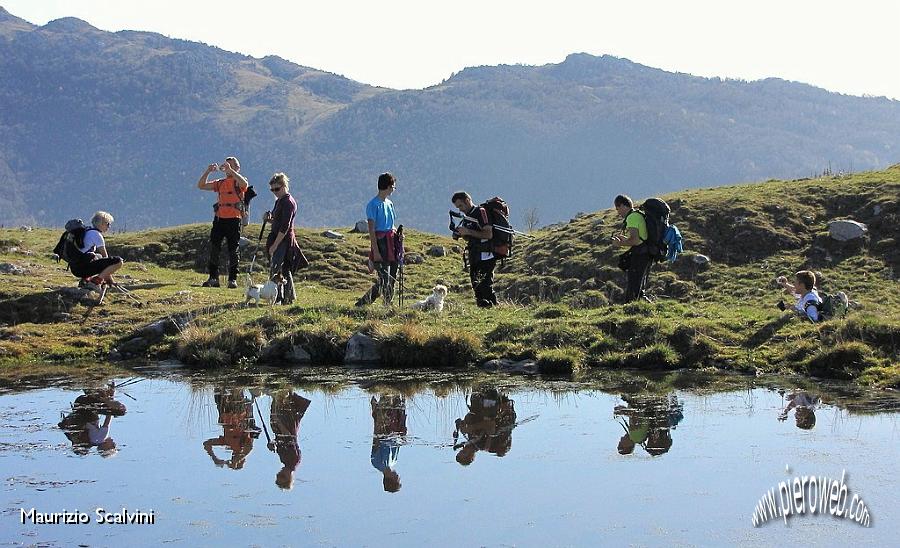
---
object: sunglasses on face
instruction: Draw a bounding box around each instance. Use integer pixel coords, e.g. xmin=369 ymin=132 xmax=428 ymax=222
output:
xmin=270 ymin=186 xmax=283 ymax=192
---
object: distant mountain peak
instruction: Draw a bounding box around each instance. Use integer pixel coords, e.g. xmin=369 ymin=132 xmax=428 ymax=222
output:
xmin=0 ymin=5 xmax=35 ymax=34
xmin=43 ymin=16 xmax=99 ymax=33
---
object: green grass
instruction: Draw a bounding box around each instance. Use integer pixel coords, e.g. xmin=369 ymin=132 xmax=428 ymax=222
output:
xmin=0 ymin=167 xmax=898 ymax=387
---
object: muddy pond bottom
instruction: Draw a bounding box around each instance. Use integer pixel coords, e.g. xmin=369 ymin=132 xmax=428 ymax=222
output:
xmin=1 ymin=369 xmax=898 ymax=546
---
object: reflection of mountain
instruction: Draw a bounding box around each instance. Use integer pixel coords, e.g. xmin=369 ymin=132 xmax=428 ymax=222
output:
xmin=3 ymin=7 xmax=900 ymax=231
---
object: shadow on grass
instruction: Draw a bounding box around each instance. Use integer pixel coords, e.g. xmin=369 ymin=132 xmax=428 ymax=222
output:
xmin=743 ymin=314 xmax=795 ymax=348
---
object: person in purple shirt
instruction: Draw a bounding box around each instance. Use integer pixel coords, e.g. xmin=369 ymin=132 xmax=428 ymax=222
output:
xmin=269 ymin=390 xmax=311 ymax=490
xmin=264 ymin=173 xmax=300 ymax=305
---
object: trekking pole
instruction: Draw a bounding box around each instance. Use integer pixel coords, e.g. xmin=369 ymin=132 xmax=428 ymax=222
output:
xmin=111 ymin=283 xmax=143 ymax=306
xmin=246 ymin=219 xmax=268 ymax=282
xmin=397 ymin=224 xmax=405 ymax=307
xmin=254 ymin=398 xmax=273 ymax=448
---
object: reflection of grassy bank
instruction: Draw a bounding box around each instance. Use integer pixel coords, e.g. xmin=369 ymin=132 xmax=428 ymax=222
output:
xmin=1 ymin=167 xmax=898 ymax=387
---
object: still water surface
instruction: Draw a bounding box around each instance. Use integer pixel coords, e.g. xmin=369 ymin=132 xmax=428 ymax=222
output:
xmin=1 ymin=369 xmax=898 ymax=546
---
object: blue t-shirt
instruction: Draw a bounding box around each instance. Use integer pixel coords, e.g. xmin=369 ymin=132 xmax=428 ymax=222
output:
xmin=370 ymin=438 xmax=400 ymax=472
xmin=366 ymin=196 xmax=395 ymax=232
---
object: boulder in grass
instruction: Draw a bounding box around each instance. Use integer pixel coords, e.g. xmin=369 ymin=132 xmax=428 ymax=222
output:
xmin=427 ymin=245 xmax=446 ymax=257
xmin=323 ymin=230 xmax=344 ymax=240
xmin=352 ymin=220 xmax=368 ymax=233
xmin=286 ymin=345 xmax=312 ymax=364
xmin=692 ymin=254 xmax=710 ymax=265
xmin=828 ymin=219 xmax=867 ymax=242
xmin=404 ymin=253 xmax=424 ymax=265
xmin=344 ymin=332 xmax=380 ymax=364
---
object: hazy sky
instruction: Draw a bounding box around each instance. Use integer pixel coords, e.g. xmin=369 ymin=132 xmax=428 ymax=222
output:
xmin=4 ymin=0 xmax=899 ymax=99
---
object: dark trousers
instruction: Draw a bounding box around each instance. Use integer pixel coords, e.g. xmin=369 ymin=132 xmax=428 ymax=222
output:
xmin=360 ymin=262 xmax=399 ymax=305
xmin=470 ymin=258 xmax=498 ymax=308
xmin=269 ymin=240 xmax=295 ymax=305
xmin=209 ymin=217 xmax=241 ymax=281
xmin=624 ymin=250 xmax=652 ymax=302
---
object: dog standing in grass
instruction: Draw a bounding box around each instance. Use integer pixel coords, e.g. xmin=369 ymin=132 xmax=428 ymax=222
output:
xmin=411 ymin=284 xmax=448 ymax=313
xmin=246 ymin=273 xmax=283 ymax=306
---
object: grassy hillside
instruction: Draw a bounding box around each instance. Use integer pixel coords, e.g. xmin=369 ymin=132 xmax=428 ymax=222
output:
xmin=0 ymin=168 xmax=897 ymax=387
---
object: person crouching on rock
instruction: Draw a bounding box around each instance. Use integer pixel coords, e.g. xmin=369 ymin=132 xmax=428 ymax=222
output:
xmin=72 ymin=211 xmax=124 ymax=285
xmin=264 ymin=173 xmax=300 ymax=305
xmin=197 ymin=156 xmax=249 ymax=289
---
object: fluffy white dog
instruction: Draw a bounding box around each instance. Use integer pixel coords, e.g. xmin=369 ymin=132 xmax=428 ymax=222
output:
xmin=411 ymin=284 xmax=448 ymax=313
xmin=246 ymin=275 xmax=282 ymax=306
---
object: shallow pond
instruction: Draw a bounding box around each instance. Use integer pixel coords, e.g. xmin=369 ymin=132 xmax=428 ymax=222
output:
xmin=1 ymin=368 xmax=898 ymax=546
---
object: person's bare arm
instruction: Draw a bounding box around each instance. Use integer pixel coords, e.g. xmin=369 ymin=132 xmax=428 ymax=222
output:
xmin=197 ymin=164 xmax=218 ymax=190
xmin=613 ymin=227 xmax=641 ymax=247
xmin=458 ymin=224 xmax=492 ymax=240
xmin=368 ymin=219 xmax=383 ymax=262
xmin=221 ymin=163 xmax=249 ymax=190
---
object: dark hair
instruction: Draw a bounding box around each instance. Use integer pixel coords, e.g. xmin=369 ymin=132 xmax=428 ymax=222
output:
xmin=614 ymin=195 xmax=634 ymax=208
xmin=451 ymin=191 xmax=471 ymax=203
xmin=377 ymin=172 xmax=395 ymax=190
xmin=795 ymin=270 xmax=816 ymax=291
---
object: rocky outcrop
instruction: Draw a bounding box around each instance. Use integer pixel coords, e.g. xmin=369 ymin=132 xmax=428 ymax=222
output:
xmin=344 ymin=332 xmax=380 ymax=364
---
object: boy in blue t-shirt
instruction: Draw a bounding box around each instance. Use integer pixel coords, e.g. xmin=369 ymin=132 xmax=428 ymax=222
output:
xmin=356 ymin=173 xmax=399 ymax=306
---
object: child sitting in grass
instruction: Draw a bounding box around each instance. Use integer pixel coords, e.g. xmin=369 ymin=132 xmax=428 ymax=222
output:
xmin=776 ymin=270 xmax=823 ymax=322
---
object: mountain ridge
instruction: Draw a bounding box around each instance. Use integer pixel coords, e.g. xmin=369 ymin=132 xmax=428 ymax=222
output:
xmin=0 ymin=7 xmax=898 ymax=232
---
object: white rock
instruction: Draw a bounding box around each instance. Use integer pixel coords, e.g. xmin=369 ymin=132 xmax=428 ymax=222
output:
xmin=692 ymin=254 xmax=710 ymax=265
xmin=828 ymin=219 xmax=868 ymax=241
xmin=323 ymin=230 xmax=344 ymax=240
xmin=352 ymin=220 xmax=368 ymax=233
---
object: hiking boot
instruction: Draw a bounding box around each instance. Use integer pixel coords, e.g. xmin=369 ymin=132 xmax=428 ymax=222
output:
xmin=202 ymin=278 xmax=220 ymax=288
xmin=227 ymin=279 xmax=238 ymax=289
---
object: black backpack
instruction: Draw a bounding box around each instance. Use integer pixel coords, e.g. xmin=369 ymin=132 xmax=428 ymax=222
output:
xmin=480 ymin=197 xmax=513 ymax=258
xmin=639 ymin=198 xmax=670 ymax=261
xmin=53 ymin=219 xmax=97 ymax=269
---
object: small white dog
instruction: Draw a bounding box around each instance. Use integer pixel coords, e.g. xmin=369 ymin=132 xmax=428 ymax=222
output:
xmin=412 ymin=284 xmax=448 ymax=313
xmin=245 ymin=274 xmax=283 ymax=306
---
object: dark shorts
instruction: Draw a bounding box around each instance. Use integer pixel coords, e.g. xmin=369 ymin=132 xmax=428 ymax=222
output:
xmin=71 ymin=257 xmax=123 ymax=278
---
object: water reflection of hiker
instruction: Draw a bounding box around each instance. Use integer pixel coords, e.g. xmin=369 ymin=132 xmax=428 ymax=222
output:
xmin=203 ymin=388 xmax=261 ymax=470
xmin=267 ymin=390 xmax=311 ymax=490
xmin=58 ymin=383 xmax=126 ymax=457
xmin=370 ymin=394 xmax=407 ymax=492
xmin=452 ymin=388 xmax=516 ymax=466
xmin=356 ymin=173 xmax=400 ymax=307
xmin=264 ymin=173 xmax=302 ymax=305
xmin=614 ymin=393 xmax=682 ymax=457
xmin=451 ymin=192 xmax=498 ymax=308
xmin=612 ymin=194 xmax=652 ymax=303
xmin=197 ymin=156 xmax=250 ymax=289
xmin=779 ymin=390 xmax=820 ymax=430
